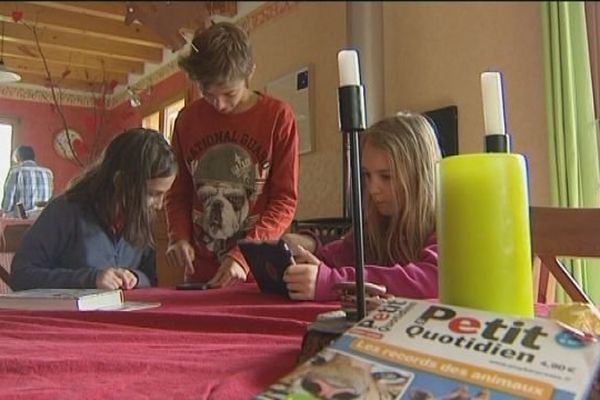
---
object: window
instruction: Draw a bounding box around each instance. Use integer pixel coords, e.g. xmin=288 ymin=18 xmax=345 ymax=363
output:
xmin=141 ymin=94 xmax=187 ymax=143
xmin=142 ymin=111 xmax=160 ymax=132
xmin=163 ymin=98 xmax=185 ymax=142
xmin=0 ymin=121 xmax=15 ymax=204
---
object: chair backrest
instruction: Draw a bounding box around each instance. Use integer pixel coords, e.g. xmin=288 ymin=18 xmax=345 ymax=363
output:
xmin=423 ymin=105 xmax=458 ymax=157
xmin=529 ymin=206 xmax=600 ymax=304
xmin=0 ymin=223 xmax=31 ymax=292
xmin=291 ymin=217 xmax=352 ymax=245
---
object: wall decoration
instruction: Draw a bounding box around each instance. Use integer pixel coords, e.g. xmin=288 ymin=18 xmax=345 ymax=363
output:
xmin=265 ymin=65 xmax=313 ymax=154
xmin=53 ymin=129 xmax=88 ymax=162
xmin=238 ymin=2 xmax=298 ymax=34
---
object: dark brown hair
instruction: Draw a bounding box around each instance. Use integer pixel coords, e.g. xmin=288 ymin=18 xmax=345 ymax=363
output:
xmin=66 ymin=128 xmax=177 ymax=247
xmin=14 ymin=145 xmax=35 ymax=161
xmin=178 ymin=22 xmax=254 ymax=89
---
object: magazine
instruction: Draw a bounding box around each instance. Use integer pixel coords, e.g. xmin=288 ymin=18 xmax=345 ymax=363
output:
xmin=256 ymin=297 xmax=600 ymax=400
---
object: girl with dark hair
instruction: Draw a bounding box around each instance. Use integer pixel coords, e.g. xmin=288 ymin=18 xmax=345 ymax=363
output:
xmin=10 ymin=128 xmax=178 ymax=291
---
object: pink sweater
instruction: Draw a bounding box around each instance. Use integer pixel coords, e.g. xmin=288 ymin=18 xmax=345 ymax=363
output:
xmin=314 ymin=233 xmax=438 ymax=301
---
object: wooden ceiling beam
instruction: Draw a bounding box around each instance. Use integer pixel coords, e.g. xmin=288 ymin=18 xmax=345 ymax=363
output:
xmin=15 ymin=71 xmax=115 ymax=93
xmin=0 ymin=21 xmax=163 ymax=63
xmin=2 ymin=3 xmax=165 ymax=47
xmin=2 ymin=41 xmax=145 ymax=75
xmin=0 ymin=1 xmax=243 ymax=93
xmin=28 ymin=1 xmax=128 ymax=21
xmin=54 ymin=1 xmax=239 ymax=19
xmin=3 ymin=54 xmax=129 ymax=85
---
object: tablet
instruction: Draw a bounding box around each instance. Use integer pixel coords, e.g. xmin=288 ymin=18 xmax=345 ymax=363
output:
xmin=238 ymin=239 xmax=295 ymax=297
xmin=175 ymin=282 xmax=210 ymax=290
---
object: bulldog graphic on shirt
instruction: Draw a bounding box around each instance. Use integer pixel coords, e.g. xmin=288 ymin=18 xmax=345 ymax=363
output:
xmin=190 ymin=143 xmax=264 ymax=260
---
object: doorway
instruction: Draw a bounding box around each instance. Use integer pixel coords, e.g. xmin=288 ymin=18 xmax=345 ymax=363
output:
xmin=0 ymin=122 xmax=13 ymax=205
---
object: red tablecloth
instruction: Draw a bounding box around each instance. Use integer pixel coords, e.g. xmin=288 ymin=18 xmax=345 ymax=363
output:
xmin=0 ymin=283 xmax=339 ymax=400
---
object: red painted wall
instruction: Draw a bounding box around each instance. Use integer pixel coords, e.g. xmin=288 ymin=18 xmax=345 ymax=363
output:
xmin=0 ymin=98 xmax=98 ymax=193
xmin=1 ymin=70 xmax=191 ymax=195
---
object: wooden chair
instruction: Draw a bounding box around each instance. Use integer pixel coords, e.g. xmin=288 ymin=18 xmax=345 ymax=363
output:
xmin=0 ymin=223 xmax=30 ymax=292
xmin=291 ymin=217 xmax=352 ymax=245
xmin=152 ymin=210 xmax=184 ymax=287
xmin=529 ymin=206 xmax=598 ymax=304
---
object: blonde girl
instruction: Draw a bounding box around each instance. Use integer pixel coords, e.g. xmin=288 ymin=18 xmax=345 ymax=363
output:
xmin=283 ymin=112 xmax=441 ymax=301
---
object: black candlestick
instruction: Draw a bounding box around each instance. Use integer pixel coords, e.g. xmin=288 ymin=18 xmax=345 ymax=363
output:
xmin=485 ymin=133 xmax=511 ymax=153
xmin=343 ymin=135 xmax=351 ymax=219
xmin=338 ymin=84 xmax=367 ymax=321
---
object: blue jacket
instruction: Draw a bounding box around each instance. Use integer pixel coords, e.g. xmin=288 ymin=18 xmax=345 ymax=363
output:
xmin=10 ymin=195 xmax=157 ymax=290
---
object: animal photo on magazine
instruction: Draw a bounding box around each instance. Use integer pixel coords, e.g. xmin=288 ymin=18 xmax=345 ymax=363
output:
xmin=257 ymin=348 xmax=414 ymax=399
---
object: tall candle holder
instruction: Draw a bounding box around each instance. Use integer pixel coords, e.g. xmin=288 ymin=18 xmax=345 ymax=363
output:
xmin=337 ymin=49 xmax=367 ymax=321
xmin=296 ymin=49 xmax=369 ymax=363
xmin=485 ymin=134 xmax=511 ymax=153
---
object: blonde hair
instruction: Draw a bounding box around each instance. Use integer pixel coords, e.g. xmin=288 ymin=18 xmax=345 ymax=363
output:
xmin=362 ymin=111 xmax=441 ymax=265
xmin=178 ymin=22 xmax=254 ymax=89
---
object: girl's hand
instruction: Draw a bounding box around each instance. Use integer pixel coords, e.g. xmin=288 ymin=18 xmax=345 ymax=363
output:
xmin=283 ymin=246 xmax=320 ymax=300
xmin=207 ymin=256 xmax=247 ymax=288
xmin=282 ymin=233 xmax=317 ymax=258
xmin=96 ymin=267 xmax=137 ymax=290
xmin=114 ymin=268 xmax=138 ymax=290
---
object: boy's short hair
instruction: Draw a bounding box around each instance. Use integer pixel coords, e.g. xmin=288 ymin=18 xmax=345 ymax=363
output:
xmin=178 ymin=22 xmax=254 ymax=89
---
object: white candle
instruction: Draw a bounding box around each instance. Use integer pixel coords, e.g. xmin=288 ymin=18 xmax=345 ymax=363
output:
xmin=481 ymin=71 xmax=507 ymax=135
xmin=338 ymin=49 xmax=361 ymax=87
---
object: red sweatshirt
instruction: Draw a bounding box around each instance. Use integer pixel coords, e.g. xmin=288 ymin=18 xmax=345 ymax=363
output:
xmin=165 ymin=93 xmax=299 ymax=282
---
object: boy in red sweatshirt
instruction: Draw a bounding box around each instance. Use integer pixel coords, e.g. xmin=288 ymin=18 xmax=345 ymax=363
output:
xmin=165 ymin=22 xmax=299 ymax=288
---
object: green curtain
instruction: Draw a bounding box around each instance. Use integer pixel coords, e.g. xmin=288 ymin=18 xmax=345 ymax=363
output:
xmin=542 ymin=1 xmax=600 ymax=303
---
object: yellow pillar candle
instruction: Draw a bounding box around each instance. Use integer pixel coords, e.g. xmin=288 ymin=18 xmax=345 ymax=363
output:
xmin=436 ymin=153 xmax=534 ymax=318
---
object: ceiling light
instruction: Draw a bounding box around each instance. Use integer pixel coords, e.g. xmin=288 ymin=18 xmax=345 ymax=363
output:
xmin=0 ymin=21 xmax=21 ymax=83
xmin=0 ymin=62 xmax=21 ymax=82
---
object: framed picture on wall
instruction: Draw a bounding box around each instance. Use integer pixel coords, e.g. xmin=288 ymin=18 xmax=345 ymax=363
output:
xmin=265 ymin=65 xmax=313 ymax=155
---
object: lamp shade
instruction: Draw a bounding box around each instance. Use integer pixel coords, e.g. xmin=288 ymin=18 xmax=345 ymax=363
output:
xmin=127 ymin=87 xmax=142 ymax=107
xmin=0 ymin=61 xmax=21 ymax=83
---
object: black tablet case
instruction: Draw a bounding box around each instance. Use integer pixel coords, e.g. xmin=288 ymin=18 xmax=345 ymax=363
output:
xmin=238 ymin=239 xmax=294 ymax=297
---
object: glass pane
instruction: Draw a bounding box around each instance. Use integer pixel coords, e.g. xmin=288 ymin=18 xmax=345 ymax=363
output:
xmin=163 ymin=98 xmax=185 ymax=143
xmin=0 ymin=123 xmax=13 ymax=205
xmin=142 ymin=111 xmax=160 ymax=131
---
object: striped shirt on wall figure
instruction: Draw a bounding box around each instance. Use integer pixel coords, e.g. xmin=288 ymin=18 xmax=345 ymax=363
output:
xmin=1 ymin=145 xmax=53 ymax=218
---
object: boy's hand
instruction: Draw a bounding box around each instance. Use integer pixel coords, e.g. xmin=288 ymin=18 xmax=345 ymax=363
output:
xmin=207 ymin=256 xmax=247 ymax=288
xmin=166 ymin=239 xmax=195 ymax=277
xmin=283 ymin=246 xmax=320 ymax=300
